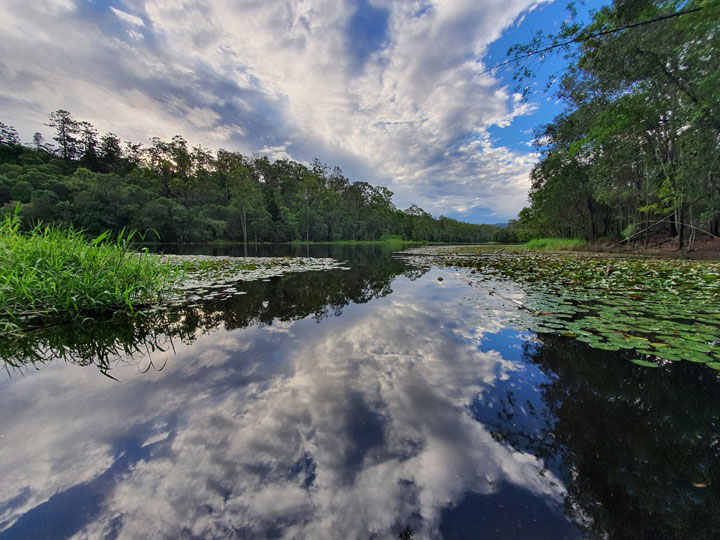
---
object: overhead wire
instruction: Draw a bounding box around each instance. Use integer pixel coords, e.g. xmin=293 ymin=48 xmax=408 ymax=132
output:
xmin=481 ymin=4 xmax=713 ymax=74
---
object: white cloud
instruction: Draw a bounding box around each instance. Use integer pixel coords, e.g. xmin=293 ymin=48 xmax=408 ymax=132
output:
xmin=110 ymin=6 xmax=144 ymax=27
xmin=0 ymin=272 xmax=569 ymax=538
xmin=258 ymin=142 xmax=296 ymax=162
xmin=0 ymin=0 xmax=550 ymax=220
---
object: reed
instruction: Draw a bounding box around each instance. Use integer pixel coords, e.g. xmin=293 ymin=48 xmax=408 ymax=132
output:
xmin=0 ymin=214 xmax=176 ymax=333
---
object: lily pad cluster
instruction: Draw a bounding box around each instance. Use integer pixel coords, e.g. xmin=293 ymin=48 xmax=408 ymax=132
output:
xmin=162 ymin=255 xmax=350 ymax=305
xmin=433 ymin=250 xmax=720 ymax=369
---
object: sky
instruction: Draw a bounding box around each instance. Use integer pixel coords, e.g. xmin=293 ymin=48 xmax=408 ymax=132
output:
xmin=0 ymin=0 xmax=601 ymax=223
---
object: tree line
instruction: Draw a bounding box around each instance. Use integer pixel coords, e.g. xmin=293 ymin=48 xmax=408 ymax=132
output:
xmin=514 ymin=0 xmax=719 ymax=249
xmin=0 ymin=112 xmax=516 ymax=244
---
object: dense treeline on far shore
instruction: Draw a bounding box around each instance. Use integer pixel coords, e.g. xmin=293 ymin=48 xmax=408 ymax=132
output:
xmin=0 ymin=113 xmax=516 ymax=244
xmin=514 ymin=0 xmax=719 ymax=249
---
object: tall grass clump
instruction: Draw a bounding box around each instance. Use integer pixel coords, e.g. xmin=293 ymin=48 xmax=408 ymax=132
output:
xmin=0 ymin=214 xmax=176 ymax=333
xmin=522 ymin=237 xmax=587 ymax=251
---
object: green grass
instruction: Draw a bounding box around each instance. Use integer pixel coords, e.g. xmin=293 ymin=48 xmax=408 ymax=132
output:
xmin=522 ymin=237 xmax=587 ymax=251
xmin=0 ymin=215 xmax=177 ymax=334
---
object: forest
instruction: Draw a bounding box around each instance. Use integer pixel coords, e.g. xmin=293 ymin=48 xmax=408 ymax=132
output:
xmin=0 ymin=113 xmax=515 ymax=244
xmin=514 ymin=0 xmax=719 ymax=249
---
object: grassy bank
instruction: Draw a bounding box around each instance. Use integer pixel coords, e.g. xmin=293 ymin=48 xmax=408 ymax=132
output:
xmin=0 ymin=215 xmax=176 ymax=334
xmin=522 ymin=237 xmax=587 ymax=250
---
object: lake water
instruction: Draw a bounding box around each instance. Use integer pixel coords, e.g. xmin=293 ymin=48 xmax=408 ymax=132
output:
xmin=1 ymin=245 xmax=718 ymax=539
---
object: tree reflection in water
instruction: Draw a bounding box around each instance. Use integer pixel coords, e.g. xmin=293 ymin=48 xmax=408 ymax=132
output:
xmin=1 ymin=248 xmax=425 ymax=378
xmin=476 ymin=333 xmax=720 ymax=540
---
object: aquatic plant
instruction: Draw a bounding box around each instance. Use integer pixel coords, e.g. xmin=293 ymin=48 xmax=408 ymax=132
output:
xmin=438 ymin=251 xmax=720 ymax=367
xmin=162 ymin=254 xmax=349 ymax=305
xmin=0 ymin=214 xmax=177 ymax=333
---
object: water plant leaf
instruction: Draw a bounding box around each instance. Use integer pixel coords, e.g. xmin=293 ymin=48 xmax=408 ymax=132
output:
xmin=631 ymin=359 xmax=660 ymax=368
xmin=426 ymin=247 xmax=720 ymax=370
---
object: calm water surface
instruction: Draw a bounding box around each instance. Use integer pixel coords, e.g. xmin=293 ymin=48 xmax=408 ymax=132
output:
xmin=1 ymin=245 xmax=718 ymax=539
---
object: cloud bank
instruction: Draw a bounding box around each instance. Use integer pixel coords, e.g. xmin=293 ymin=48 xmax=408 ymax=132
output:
xmin=0 ymin=0 xmax=549 ymax=221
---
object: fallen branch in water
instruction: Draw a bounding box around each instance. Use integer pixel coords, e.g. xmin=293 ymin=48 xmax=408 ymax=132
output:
xmin=453 ymin=274 xmax=541 ymax=315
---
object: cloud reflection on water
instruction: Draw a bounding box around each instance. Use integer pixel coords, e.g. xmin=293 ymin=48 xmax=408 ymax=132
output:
xmin=0 ymin=270 xmax=576 ymax=539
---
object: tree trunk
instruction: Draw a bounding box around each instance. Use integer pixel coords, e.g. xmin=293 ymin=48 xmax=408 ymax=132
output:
xmin=675 ymin=207 xmax=684 ymax=249
xmin=241 ymin=207 xmax=248 ymax=245
xmin=710 ymin=214 xmax=720 ymax=237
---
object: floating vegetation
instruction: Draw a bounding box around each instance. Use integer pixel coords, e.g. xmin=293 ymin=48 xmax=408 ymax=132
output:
xmin=425 ymin=249 xmax=720 ymax=368
xmin=163 ymin=255 xmax=349 ymax=306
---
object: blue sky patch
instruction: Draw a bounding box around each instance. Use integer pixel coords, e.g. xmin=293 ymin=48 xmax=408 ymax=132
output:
xmin=345 ymin=0 xmax=390 ymax=72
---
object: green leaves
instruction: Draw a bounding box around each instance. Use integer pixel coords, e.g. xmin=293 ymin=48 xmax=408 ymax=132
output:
xmin=513 ymin=1 xmax=720 ymax=246
xmin=0 ymin=215 xmax=177 ymax=333
xmin=441 ymin=250 xmax=720 ymax=368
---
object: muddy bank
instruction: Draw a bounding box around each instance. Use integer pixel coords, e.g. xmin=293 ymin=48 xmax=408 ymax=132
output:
xmin=588 ymin=236 xmax=720 ymax=260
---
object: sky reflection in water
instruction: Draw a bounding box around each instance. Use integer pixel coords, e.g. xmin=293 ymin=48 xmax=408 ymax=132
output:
xmin=1 ymin=247 xmax=718 ymax=539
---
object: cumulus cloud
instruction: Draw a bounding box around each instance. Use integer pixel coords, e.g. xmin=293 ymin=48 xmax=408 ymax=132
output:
xmin=0 ymin=272 xmax=569 ymax=538
xmin=0 ymin=0 xmax=549 ymax=220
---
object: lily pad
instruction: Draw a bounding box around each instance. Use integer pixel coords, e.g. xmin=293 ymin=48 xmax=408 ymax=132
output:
xmin=428 ymin=248 xmax=720 ymax=370
xmin=631 ymin=359 xmax=660 ymax=368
